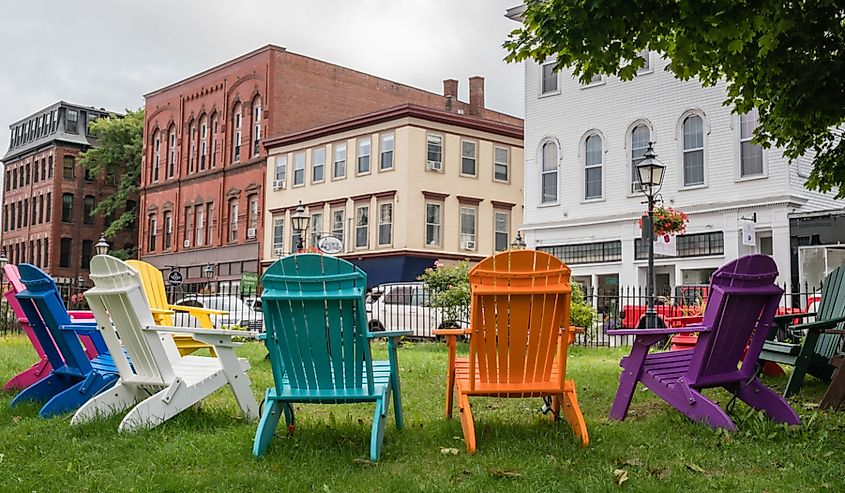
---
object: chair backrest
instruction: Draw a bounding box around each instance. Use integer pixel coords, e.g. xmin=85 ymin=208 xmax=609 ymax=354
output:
xmin=813 ymin=266 xmax=845 ymax=359
xmin=126 ymin=259 xmax=174 ymax=326
xmin=467 ymin=250 xmax=572 ymax=388
xmin=261 ymin=254 xmax=374 ymax=394
xmin=687 ymin=255 xmax=783 ymax=386
xmin=16 ymin=264 xmax=91 ymax=374
xmin=86 ymin=255 xmax=176 ymax=384
xmin=4 ymin=264 xmax=36 ymax=327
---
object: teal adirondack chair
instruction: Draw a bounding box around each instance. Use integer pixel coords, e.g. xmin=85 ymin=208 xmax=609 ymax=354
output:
xmin=253 ymin=254 xmax=410 ymax=461
xmin=760 ymin=265 xmax=845 ymax=397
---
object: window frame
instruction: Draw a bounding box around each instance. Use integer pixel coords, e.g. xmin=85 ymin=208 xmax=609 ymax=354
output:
xmin=540 ymin=139 xmax=559 ymax=205
xmin=293 ymin=151 xmax=306 ymax=186
xmin=681 ymin=113 xmax=706 ymax=188
xmin=333 ymin=142 xmax=347 ymax=180
xmin=629 ymin=124 xmax=651 ymax=194
xmin=377 ymin=201 xmax=393 ymax=246
xmin=459 ymin=206 xmax=478 ymax=251
xmin=357 ymin=137 xmax=371 ymax=175
xmin=493 ymin=210 xmax=510 ymax=252
xmin=379 ymin=132 xmax=394 ymax=171
xmin=583 ymin=133 xmax=604 ymax=201
xmin=426 ymin=134 xmax=443 ymax=172
xmin=540 ymin=61 xmax=559 ymax=96
xmin=312 ymin=146 xmax=326 ymax=183
xmin=424 ymin=201 xmax=443 ymax=247
xmin=738 ymin=109 xmax=767 ymax=180
xmin=460 ymin=139 xmax=477 ymax=177
xmin=355 ymin=204 xmax=369 ymax=249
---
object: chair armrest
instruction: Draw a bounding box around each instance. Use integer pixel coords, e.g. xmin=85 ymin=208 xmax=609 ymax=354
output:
xmin=145 ymin=325 xmax=258 ymax=339
xmin=367 ymin=330 xmax=413 ymax=339
xmin=432 ymin=328 xmax=469 ymax=336
xmin=150 ymin=307 xmax=176 ymax=316
xmin=562 ymin=326 xmax=585 ymax=334
xmin=774 ymin=312 xmax=814 ymax=324
xmin=797 ymin=314 xmax=845 ymax=333
xmin=67 ymin=310 xmax=95 ymax=320
xmin=168 ymin=304 xmax=228 ymax=316
xmin=59 ymin=322 xmax=99 ymax=334
xmin=608 ymin=325 xmax=709 ymax=337
xmin=257 ymin=333 xmax=267 ymax=341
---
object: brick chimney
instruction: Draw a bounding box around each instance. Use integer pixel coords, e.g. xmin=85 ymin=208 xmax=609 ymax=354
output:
xmin=443 ymin=79 xmax=458 ymax=111
xmin=468 ymin=76 xmax=484 ymax=116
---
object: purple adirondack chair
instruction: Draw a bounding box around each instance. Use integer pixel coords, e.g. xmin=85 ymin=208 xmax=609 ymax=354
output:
xmin=608 ymin=254 xmax=800 ymax=430
xmin=2 ymin=264 xmax=98 ymax=392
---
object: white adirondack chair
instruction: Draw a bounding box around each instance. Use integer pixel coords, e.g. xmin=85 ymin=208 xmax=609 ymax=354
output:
xmin=72 ymin=255 xmax=259 ymax=432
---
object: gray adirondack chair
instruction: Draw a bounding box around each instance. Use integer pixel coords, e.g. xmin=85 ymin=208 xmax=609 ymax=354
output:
xmin=608 ymin=255 xmax=800 ymax=431
xmin=759 ymin=265 xmax=845 ymax=397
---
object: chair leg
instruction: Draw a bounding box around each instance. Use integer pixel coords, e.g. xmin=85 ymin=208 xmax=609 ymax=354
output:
xmin=609 ymin=367 xmax=639 ymax=421
xmin=783 ymin=331 xmax=821 ymax=397
xmin=10 ymin=373 xmax=67 ymax=408
xmin=71 ymin=382 xmax=145 ymax=426
xmin=444 ymin=336 xmax=457 ymax=419
xmin=457 ymin=391 xmax=477 ymax=454
xmin=253 ymin=393 xmax=283 ymax=458
xmin=820 ymin=356 xmax=845 ymax=409
xmin=3 ymin=358 xmax=52 ymax=392
xmin=736 ymin=378 xmax=800 ymax=425
xmin=370 ymin=395 xmax=387 ymax=462
xmin=669 ymin=386 xmax=736 ymax=431
xmin=560 ymin=385 xmax=590 ymax=447
xmin=118 ymin=374 xmax=223 ymax=432
xmin=214 ymin=348 xmax=259 ymax=420
xmin=39 ymin=372 xmax=118 ymax=418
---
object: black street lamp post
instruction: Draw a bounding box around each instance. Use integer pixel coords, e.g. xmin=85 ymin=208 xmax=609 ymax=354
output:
xmin=290 ymin=201 xmax=310 ymax=253
xmin=635 ymin=142 xmax=667 ymax=329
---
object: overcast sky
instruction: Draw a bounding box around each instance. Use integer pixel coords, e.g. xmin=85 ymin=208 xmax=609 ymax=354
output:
xmin=0 ymin=0 xmax=524 ymax=151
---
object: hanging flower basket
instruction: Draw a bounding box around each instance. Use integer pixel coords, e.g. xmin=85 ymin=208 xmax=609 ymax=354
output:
xmin=639 ymin=206 xmax=688 ymax=236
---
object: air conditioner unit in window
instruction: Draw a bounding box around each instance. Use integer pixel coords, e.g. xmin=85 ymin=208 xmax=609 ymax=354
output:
xmin=274 ymin=248 xmax=283 ymax=257
xmin=426 ymin=161 xmax=443 ymax=171
xmin=462 ymin=240 xmax=476 ymax=250
xmin=273 ymin=179 xmax=286 ymax=190
xmin=183 ymin=239 xmax=190 ymax=248
xmin=247 ymin=227 xmax=256 ymax=239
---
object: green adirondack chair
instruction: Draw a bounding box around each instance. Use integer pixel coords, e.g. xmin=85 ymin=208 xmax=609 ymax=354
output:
xmin=253 ymin=254 xmax=410 ymax=461
xmin=759 ymin=265 xmax=845 ymax=397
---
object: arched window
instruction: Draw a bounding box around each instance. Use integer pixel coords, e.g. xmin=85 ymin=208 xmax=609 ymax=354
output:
xmin=188 ymin=119 xmax=197 ymax=174
xmin=584 ymin=134 xmax=603 ymax=199
xmin=152 ymin=129 xmax=161 ymax=183
xmin=630 ymin=125 xmax=650 ymax=193
xmin=210 ymin=113 xmax=219 ymax=168
xmin=682 ymin=115 xmax=704 ymax=186
xmin=199 ymin=114 xmax=208 ymax=171
xmin=232 ymin=102 xmax=242 ymax=163
xmin=167 ymin=124 xmax=177 ymax=178
xmin=541 ymin=141 xmax=558 ymax=204
xmin=252 ymin=96 xmax=262 ymax=157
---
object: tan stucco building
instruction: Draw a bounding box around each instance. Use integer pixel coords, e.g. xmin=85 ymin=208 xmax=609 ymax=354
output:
xmin=262 ymin=102 xmax=523 ymax=286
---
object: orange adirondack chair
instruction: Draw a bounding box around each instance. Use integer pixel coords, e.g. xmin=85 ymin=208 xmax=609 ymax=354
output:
xmin=434 ymin=250 xmax=589 ymax=453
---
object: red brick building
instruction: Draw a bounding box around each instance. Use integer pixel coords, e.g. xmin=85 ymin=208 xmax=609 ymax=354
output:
xmin=140 ymin=44 xmax=520 ymax=282
xmin=1 ymin=102 xmax=135 ymax=284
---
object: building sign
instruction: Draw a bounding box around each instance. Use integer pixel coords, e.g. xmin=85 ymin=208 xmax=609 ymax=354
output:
xmin=317 ymin=236 xmax=343 ymax=255
xmin=167 ymin=270 xmax=183 ymax=286
xmin=741 ymin=221 xmax=756 ymax=247
xmin=240 ymin=272 xmax=258 ymax=295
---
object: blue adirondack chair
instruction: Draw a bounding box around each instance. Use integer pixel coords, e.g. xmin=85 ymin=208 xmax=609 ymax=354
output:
xmin=254 ymin=254 xmax=410 ymax=461
xmin=10 ymin=264 xmax=119 ymax=418
xmin=608 ymin=255 xmax=800 ymax=430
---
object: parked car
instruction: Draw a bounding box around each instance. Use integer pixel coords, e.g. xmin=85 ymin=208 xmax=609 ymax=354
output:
xmin=367 ymin=282 xmax=468 ymax=338
xmin=172 ymin=295 xmax=263 ymax=332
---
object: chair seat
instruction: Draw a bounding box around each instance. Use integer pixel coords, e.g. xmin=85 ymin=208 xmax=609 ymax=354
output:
xmin=267 ymin=360 xmax=391 ymax=403
xmin=453 ymin=357 xmax=567 ymax=396
xmin=172 ymin=355 xmax=250 ymax=385
xmin=636 ymin=349 xmax=695 ymax=385
xmin=762 ymin=340 xmax=801 ymax=356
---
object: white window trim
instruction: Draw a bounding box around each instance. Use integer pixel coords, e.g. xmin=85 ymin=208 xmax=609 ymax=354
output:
xmin=579 ymin=130 xmax=606 ymax=202
xmin=333 ymin=142 xmax=347 ymax=181
xmin=459 ymin=206 xmax=478 ymax=251
xmin=354 ymin=204 xmax=370 ymax=250
xmin=377 ymin=201 xmax=393 ymax=247
xmin=379 ymin=132 xmax=395 ymax=172
xmin=425 ymin=134 xmax=444 ymax=173
xmin=312 ymin=146 xmax=326 ymax=184
xmin=636 ymin=50 xmax=653 ymax=75
xmin=293 ymin=151 xmax=306 ymax=187
xmin=539 ymin=60 xmax=560 ymax=97
xmin=424 ymin=201 xmax=443 ymax=248
xmin=493 ymin=210 xmax=510 ymax=253
xmin=579 ymin=73 xmax=606 ymax=89
xmin=538 ymin=137 xmax=561 ymax=206
xmin=492 ymin=146 xmax=510 ymax=184
xmin=459 ymin=139 xmax=478 ymax=178
xmin=625 ymin=119 xmax=657 ymax=197
xmin=734 ymin=111 xmax=769 ymax=181
xmin=676 ymin=110 xmax=710 ymax=190
xmin=356 ymin=137 xmax=372 ymax=176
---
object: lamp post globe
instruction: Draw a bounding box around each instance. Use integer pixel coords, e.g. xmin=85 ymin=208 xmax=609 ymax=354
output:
xmin=290 ymin=200 xmax=311 ymax=252
xmin=95 ymin=233 xmax=110 ymax=256
xmin=0 ymin=249 xmax=8 ymax=268
xmin=510 ymin=231 xmax=527 ymax=250
xmin=635 ymin=142 xmax=666 ymax=330
xmin=204 ymin=263 xmax=215 ymax=280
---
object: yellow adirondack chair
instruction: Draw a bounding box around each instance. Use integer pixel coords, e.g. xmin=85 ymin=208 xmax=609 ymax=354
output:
xmin=434 ymin=250 xmax=588 ymax=452
xmin=126 ymin=260 xmax=227 ymax=356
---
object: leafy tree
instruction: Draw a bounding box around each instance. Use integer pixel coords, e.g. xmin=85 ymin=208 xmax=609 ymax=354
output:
xmin=78 ymin=108 xmax=143 ymax=259
xmin=418 ymin=260 xmax=471 ymax=323
xmin=505 ymin=0 xmax=845 ymax=197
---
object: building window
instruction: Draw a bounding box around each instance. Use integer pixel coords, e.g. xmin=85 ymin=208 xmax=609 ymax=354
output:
xmin=380 ymin=133 xmax=394 ymax=170
xmin=378 ymin=202 xmax=392 ymax=246
xmin=229 ymin=199 xmax=239 ymax=242
xmin=11 ymin=168 xmax=16 ymax=190
xmin=274 ymin=155 xmax=287 ymax=185
xmin=232 ymin=102 xmax=242 ymax=163
xmin=460 ymin=206 xmax=477 ymax=251
xmin=25 ymin=163 xmax=30 ymax=185
xmin=740 ymin=109 xmax=764 ymax=177
xmin=41 ymin=158 xmax=46 ymax=182
xmin=168 ymin=126 xmax=177 ymax=178
xmin=188 ymin=120 xmax=197 ymax=173
xmin=87 ymin=113 xmax=98 ymax=135
xmin=331 ymin=208 xmax=345 ymax=246
xmin=637 ymin=50 xmax=651 ymax=73
xmin=357 ymin=137 xmax=371 ymax=174
xmin=494 ymin=211 xmax=510 ymax=252
xmin=199 ymin=114 xmax=208 ymax=170
xmin=45 ymin=192 xmax=51 ymax=222
xmin=630 ymin=125 xmax=650 ymax=193
xmin=247 ymin=194 xmax=259 ymax=237
xmin=312 ymin=147 xmax=325 ymax=183
xmin=541 ymin=141 xmax=558 ymax=203
xmin=461 ymin=140 xmax=477 ymax=176
xmin=148 ymin=215 xmax=157 ymax=252
xmin=310 ymin=212 xmax=323 ymax=247
xmin=494 ymin=146 xmax=509 ymax=182
xmin=38 ymin=194 xmax=43 ymax=224
xmin=426 ymin=134 xmax=443 ymax=171
xmin=425 ymin=202 xmax=442 ymax=246
xmin=293 ymin=152 xmax=305 ymax=186
xmin=36 ymin=240 xmax=42 ymax=268
xmin=48 ymin=155 xmax=53 ymax=178
xmin=61 ymin=193 xmax=73 ymax=223
xmin=22 ymin=199 xmax=28 ymax=227
xmin=152 ymin=129 xmax=161 ymax=182
xmin=43 ymin=238 xmax=49 ymax=267
xmin=83 ymin=195 xmax=95 ymax=224
xmin=683 ymin=115 xmax=705 ymax=186
xmin=210 ymin=114 xmax=219 ymax=168
xmin=4 ymin=170 xmax=9 ymax=191
xmin=206 ymin=202 xmax=215 ymax=246
xmin=272 ymin=218 xmax=284 ymax=255
xmin=59 ymin=238 xmax=72 ymax=268
xmin=164 ymin=211 xmax=173 ymax=250
xmin=541 ymin=61 xmax=558 ymax=94
xmin=34 ymin=159 xmax=39 ymax=182
xmin=63 ymin=156 xmax=75 ymax=180
xmin=81 ymin=240 xmax=92 ymax=270
xmin=355 ymin=205 xmax=369 ymax=249
xmin=195 ymin=205 xmax=205 ymax=247
xmin=584 ymin=134 xmax=603 ymax=199
xmin=538 ymin=240 xmax=622 ymax=265
xmin=252 ymin=97 xmax=262 ymax=157
xmin=84 ymin=166 xmax=95 ymax=182
xmin=66 ymin=109 xmax=78 ymax=134
xmin=333 ymin=142 xmax=347 ymax=179
xmin=635 ymin=231 xmax=724 ymax=259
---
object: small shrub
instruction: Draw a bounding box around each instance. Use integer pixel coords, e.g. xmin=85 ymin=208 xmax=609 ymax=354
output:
xmin=418 ymin=260 xmax=470 ymax=322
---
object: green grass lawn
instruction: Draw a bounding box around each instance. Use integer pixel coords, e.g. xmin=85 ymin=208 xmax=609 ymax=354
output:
xmin=1 ymin=335 xmax=843 ymax=492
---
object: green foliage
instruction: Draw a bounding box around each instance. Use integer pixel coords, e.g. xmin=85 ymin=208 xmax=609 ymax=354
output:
xmin=505 ymin=1 xmax=845 ymax=198
xmin=78 ymin=108 xmax=143 ymax=241
xmin=418 ymin=260 xmax=471 ymax=321
xmin=570 ymin=282 xmax=597 ymax=334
